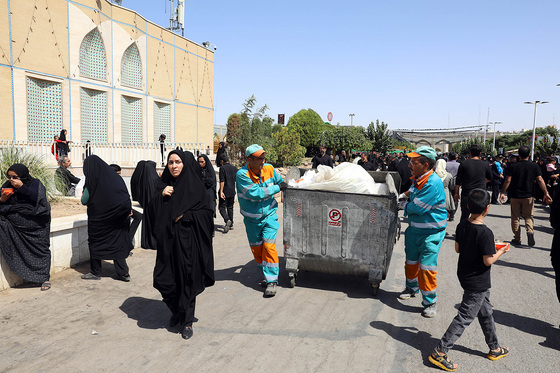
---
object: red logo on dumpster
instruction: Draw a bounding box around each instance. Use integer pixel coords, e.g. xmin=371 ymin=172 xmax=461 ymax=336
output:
xmin=328 ymin=209 xmax=341 ymax=227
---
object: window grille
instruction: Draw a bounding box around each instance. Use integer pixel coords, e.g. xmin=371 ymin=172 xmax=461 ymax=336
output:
xmin=26 ymin=77 xmax=63 ymax=142
xmin=121 ymin=43 xmax=142 ymax=89
xmin=80 ymin=87 xmax=107 ymax=143
xmin=80 ymin=28 xmax=107 ymax=81
xmin=153 ymin=102 xmax=171 ymax=142
xmin=121 ymin=96 xmax=143 ymax=143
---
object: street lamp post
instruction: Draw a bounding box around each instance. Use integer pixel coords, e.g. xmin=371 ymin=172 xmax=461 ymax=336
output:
xmin=349 ymin=113 xmax=355 ymax=126
xmin=489 ymin=121 xmax=502 ymax=152
xmin=524 ymin=101 xmax=548 ymax=161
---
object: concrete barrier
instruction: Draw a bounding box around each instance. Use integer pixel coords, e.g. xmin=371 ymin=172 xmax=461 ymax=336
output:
xmin=0 ymin=213 xmax=142 ymax=291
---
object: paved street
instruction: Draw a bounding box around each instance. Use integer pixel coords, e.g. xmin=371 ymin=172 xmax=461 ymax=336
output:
xmin=1 ymin=200 xmax=559 ymax=372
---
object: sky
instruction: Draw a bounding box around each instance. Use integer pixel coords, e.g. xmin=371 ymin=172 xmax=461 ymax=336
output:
xmin=119 ymin=0 xmax=560 ymax=133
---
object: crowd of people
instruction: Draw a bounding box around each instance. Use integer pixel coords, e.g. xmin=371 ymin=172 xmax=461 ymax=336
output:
xmin=1 ymin=140 xmax=559 ymax=355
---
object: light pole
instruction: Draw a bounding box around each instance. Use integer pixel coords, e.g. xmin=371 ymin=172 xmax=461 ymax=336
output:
xmin=524 ymin=101 xmax=548 ymax=161
xmin=349 ymin=113 xmax=355 ymax=126
xmin=489 ymin=121 xmax=502 ymax=152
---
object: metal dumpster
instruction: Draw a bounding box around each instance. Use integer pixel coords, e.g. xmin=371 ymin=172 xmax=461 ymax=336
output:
xmin=283 ymin=170 xmax=400 ymax=295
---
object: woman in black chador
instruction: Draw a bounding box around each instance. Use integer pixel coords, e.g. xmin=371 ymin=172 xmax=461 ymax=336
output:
xmin=0 ymin=164 xmax=52 ymax=290
xmin=197 ymin=154 xmax=217 ymax=217
xmin=80 ymin=155 xmax=132 ymax=281
xmin=148 ymin=149 xmax=215 ymax=340
xmin=130 ymin=160 xmax=160 ymax=250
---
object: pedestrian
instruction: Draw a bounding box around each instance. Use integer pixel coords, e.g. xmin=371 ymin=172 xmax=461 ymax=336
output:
xmin=396 ymin=155 xmax=412 ymax=193
xmin=312 ymin=145 xmax=334 ymax=168
xmin=51 ymin=135 xmax=62 ymax=162
xmin=399 ymin=146 xmax=447 ymax=318
xmin=110 ymin=163 xmax=142 ymax=249
xmin=130 ymin=160 xmax=160 ymax=250
xmin=55 ymin=155 xmax=81 ymax=196
xmin=549 ymin=183 xmax=560 ymax=303
xmin=236 ymin=144 xmax=287 ymax=297
xmin=435 ymin=159 xmax=456 ymax=221
xmin=197 ymin=154 xmax=217 ymax=218
xmin=490 ymin=156 xmax=503 ymax=204
xmin=429 ymin=189 xmax=509 ymax=372
xmin=58 ymin=129 xmax=71 ymax=156
xmin=454 ymin=144 xmax=492 ymax=221
xmin=338 ymin=150 xmax=348 ymax=164
xmin=148 ymin=149 xmax=215 ymax=340
xmin=0 ymin=164 xmax=52 ymax=291
xmin=80 ymin=155 xmax=132 ymax=282
xmin=499 ymin=146 xmax=552 ymax=247
xmin=359 ymin=152 xmax=376 ymax=171
xmin=218 ymin=153 xmax=237 ymax=233
xmin=445 ymin=152 xmax=459 ymax=220
xmin=158 ymin=134 xmax=166 ymax=167
xmin=215 ymin=142 xmax=226 ymax=168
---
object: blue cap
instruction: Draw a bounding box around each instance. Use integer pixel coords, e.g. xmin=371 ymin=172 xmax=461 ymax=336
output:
xmin=245 ymin=144 xmax=265 ymax=157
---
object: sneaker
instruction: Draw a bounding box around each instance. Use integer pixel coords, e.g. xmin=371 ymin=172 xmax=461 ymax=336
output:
xmin=527 ymin=233 xmax=535 ymax=247
xmin=487 ymin=347 xmax=509 ymax=361
xmin=422 ymin=302 xmax=437 ymax=318
xmin=264 ymin=282 xmax=277 ymax=297
xmin=81 ymin=272 xmax=101 ymax=280
xmin=115 ymin=274 xmax=131 ymax=282
xmin=428 ymin=348 xmax=457 ymax=372
xmin=510 ymin=239 xmax=522 ymax=247
xmin=399 ymin=287 xmax=418 ymax=300
xmin=224 ymin=220 xmax=232 ymax=233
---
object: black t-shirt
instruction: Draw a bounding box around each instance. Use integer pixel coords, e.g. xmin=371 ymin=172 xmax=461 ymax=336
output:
xmin=455 ymin=220 xmax=496 ymax=291
xmin=219 ymin=162 xmax=237 ymax=198
xmin=312 ymin=154 xmax=334 ymax=168
xmin=456 ymin=158 xmax=492 ymax=195
xmin=506 ymin=160 xmax=542 ymax=198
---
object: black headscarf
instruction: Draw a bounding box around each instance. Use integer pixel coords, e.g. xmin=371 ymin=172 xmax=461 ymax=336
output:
xmin=6 ymin=164 xmax=34 ymax=186
xmin=58 ymin=129 xmax=69 ymax=154
xmin=130 ymin=160 xmax=160 ymax=208
xmin=83 ymin=155 xmax=132 ymax=259
xmin=198 ymin=154 xmax=216 ymax=197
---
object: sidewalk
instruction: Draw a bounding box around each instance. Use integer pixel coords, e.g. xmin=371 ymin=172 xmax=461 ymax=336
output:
xmin=1 ymin=201 xmax=558 ymax=372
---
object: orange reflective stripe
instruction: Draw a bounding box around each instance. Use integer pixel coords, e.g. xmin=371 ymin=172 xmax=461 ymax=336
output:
xmin=262 ymin=242 xmax=279 ymax=264
xmin=250 ymin=245 xmax=263 ymax=264
xmin=405 ymin=262 xmax=419 ymax=281
xmin=419 ymin=269 xmax=437 ymax=291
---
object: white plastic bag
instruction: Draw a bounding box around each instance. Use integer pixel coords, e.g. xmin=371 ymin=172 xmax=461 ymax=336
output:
xmin=75 ymin=177 xmax=85 ymax=198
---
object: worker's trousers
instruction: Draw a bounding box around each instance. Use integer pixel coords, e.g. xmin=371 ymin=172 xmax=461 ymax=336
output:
xmin=243 ymin=214 xmax=279 ymax=283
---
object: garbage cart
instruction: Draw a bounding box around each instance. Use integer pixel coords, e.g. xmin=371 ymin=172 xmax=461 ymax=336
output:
xmin=283 ymin=170 xmax=400 ymax=296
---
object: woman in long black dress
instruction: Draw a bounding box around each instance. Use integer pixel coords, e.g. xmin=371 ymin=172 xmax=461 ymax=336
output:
xmin=80 ymin=155 xmax=132 ymax=281
xmin=58 ymin=129 xmax=70 ymax=156
xmin=197 ymin=154 xmax=217 ymax=217
xmin=0 ymin=164 xmax=51 ymax=290
xmin=130 ymin=160 xmax=160 ymax=250
xmin=148 ymin=149 xmax=215 ymax=340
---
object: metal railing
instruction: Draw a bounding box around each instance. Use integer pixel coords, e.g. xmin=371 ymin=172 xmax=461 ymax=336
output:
xmin=0 ymin=141 xmax=210 ymax=167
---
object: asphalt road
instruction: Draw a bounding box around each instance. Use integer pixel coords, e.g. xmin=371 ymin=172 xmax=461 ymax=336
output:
xmin=0 ymin=200 xmax=558 ymax=372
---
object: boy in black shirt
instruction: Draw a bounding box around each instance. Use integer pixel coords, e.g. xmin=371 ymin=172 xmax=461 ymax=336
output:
xmin=218 ymin=154 xmax=237 ymax=233
xmin=429 ymin=189 xmax=509 ymax=371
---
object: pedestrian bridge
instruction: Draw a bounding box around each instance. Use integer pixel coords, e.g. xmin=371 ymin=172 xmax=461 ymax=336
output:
xmin=393 ymin=126 xmax=484 ymax=152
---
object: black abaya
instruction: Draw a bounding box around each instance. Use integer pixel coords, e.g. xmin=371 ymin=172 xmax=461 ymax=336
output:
xmin=130 ymin=160 xmax=160 ymax=250
xmin=148 ymin=150 xmax=215 ymax=327
xmin=83 ymin=155 xmax=132 ymax=260
xmin=0 ymin=164 xmax=51 ymax=283
xmin=198 ymin=154 xmax=217 ymax=215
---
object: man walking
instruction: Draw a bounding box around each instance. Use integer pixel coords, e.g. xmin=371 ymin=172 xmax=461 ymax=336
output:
xmin=500 ymin=146 xmax=552 ymax=246
xmin=218 ymin=154 xmax=237 ymax=233
xmin=236 ymin=144 xmax=287 ymax=297
xmin=454 ymin=144 xmax=492 ymax=221
xmin=399 ymin=146 xmax=447 ymax=318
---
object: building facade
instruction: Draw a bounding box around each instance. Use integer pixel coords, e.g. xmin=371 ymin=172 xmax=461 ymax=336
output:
xmin=0 ymin=0 xmax=214 ymax=150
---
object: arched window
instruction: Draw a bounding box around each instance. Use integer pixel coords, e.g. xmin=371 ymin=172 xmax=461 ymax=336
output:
xmin=121 ymin=43 xmax=142 ymax=89
xmin=79 ymin=28 xmax=107 ymax=81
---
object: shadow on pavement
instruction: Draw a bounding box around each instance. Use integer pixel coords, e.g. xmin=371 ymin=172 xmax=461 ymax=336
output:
xmin=369 ymin=320 xmax=484 ymax=367
xmin=213 ymin=260 xmax=268 ymax=293
xmin=493 ymin=308 xmax=560 ymax=351
xmin=119 ymin=296 xmax=174 ymax=331
xmin=285 ymin=270 xmax=375 ymax=299
xmin=494 ymin=260 xmax=555 ymax=279
xmin=377 ymin=290 xmax=424 ymax=314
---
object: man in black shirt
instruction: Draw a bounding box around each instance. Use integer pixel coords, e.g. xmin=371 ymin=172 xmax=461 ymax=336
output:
xmin=218 ymin=154 xmax=237 ymax=233
xmin=454 ymin=144 xmax=492 ymax=221
xmin=500 ymin=146 xmax=551 ymax=246
xmin=358 ymin=152 xmax=376 ymax=171
xmin=55 ymin=156 xmax=81 ymax=196
xmin=312 ymin=145 xmax=334 ymax=168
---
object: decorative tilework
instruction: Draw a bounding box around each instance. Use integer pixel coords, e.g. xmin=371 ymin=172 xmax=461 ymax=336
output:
xmin=153 ymin=102 xmax=171 ymax=142
xmin=26 ymin=77 xmax=63 ymax=142
xmin=121 ymin=43 xmax=142 ymax=89
xmin=121 ymin=96 xmax=143 ymax=143
xmin=80 ymin=88 xmax=107 ymax=143
xmin=80 ymin=28 xmax=107 ymax=81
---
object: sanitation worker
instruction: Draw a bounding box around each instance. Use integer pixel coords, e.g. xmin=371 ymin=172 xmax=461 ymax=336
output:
xmin=399 ymin=146 xmax=447 ymax=318
xmin=236 ymin=144 xmax=287 ymax=297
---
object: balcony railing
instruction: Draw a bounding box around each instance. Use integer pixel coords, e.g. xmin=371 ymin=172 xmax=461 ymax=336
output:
xmin=0 ymin=141 xmax=210 ymax=167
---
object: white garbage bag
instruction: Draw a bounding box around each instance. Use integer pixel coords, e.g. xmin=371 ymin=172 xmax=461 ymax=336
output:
xmin=288 ymin=163 xmax=389 ymax=195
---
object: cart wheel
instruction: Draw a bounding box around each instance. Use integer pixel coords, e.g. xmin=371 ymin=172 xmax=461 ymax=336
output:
xmin=371 ymin=283 xmax=380 ymax=296
xmin=289 ymin=275 xmax=296 ymax=288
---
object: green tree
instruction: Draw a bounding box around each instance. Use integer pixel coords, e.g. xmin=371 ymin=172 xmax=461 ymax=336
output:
xmin=266 ymin=127 xmax=306 ymax=167
xmin=286 ymin=109 xmax=326 ymax=151
xmin=316 ymin=125 xmax=370 ymax=153
xmin=366 ymin=120 xmax=394 ymax=154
